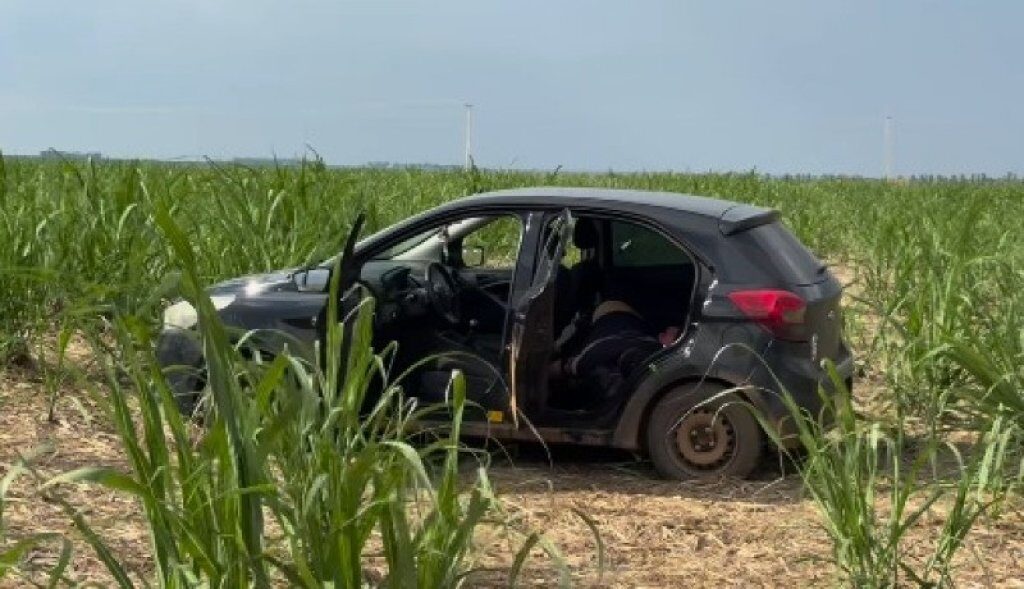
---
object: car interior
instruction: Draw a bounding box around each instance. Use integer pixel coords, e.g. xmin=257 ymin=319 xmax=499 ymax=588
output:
xmin=357 ymin=211 xmax=697 ymax=423
xmin=546 ymin=217 xmax=697 ymax=416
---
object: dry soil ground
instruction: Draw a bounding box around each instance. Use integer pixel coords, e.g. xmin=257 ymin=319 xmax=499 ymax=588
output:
xmin=2 ymin=337 xmax=1024 ymax=587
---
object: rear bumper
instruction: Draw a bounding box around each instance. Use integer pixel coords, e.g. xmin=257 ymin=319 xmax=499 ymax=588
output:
xmin=749 ymin=344 xmax=855 ymax=449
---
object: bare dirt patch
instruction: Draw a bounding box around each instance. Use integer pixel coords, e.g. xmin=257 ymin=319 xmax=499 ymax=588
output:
xmin=1 ymin=366 xmax=150 ymax=587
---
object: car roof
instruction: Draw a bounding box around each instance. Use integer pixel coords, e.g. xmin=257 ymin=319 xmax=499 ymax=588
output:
xmin=356 ymin=186 xmax=779 ymax=256
xmin=446 ymin=186 xmax=777 ymax=233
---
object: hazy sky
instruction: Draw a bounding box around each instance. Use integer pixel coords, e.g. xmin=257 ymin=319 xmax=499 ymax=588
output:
xmin=2 ymin=1 xmax=1021 ymax=175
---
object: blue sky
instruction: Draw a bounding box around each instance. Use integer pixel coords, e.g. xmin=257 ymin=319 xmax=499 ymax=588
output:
xmin=2 ymin=1 xmax=1021 ymax=175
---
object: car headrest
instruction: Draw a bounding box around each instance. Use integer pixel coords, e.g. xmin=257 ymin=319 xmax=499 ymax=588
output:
xmin=573 ymin=219 xmax=599 ymax=249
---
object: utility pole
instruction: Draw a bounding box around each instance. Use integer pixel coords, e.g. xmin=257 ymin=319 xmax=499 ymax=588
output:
xmin=883 ymin=115 xmax=895 ymax=180
xmin=463 ymin=103 xmax=473 ymax=170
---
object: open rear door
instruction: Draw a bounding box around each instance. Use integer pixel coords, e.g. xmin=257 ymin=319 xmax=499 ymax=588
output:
xmin=507 ymin=210 xmax=573 ymax=425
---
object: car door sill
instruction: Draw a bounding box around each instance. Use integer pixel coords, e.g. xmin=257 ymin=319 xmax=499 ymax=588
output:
xmin=415 ymin=420 xmax=613 ymax=447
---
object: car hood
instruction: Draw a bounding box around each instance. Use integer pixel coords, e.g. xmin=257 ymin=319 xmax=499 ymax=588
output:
xmin=207 ymin=268 xmax=302 ymax=297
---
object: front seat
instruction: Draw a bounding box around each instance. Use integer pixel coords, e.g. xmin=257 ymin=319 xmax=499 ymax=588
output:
xmin=415 ymin=328 xmax=505 ymax=406
xmin=553 ymin=218 xmax=603 ymax=344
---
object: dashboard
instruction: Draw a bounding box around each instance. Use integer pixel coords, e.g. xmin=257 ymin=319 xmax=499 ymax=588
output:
xmin=359 ymin=259 xmax=433 ymax=327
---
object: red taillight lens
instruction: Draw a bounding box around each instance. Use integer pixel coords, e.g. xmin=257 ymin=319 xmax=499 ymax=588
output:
xmin=727 ymin=289 xmax=807 ymax=340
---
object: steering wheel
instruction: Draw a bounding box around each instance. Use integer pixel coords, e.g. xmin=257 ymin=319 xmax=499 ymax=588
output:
xmin=425 ymin=262 xmax=462 ymax=326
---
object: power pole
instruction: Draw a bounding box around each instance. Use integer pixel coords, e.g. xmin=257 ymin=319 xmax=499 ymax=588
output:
xmin=883 ymin=115 xmax=895 ymax=180
xmin=463 ymin=103 xmax=473 ymax=170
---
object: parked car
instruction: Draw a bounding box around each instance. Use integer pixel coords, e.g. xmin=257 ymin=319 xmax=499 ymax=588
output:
xmin=157 ymin=187 xmax=853 ymax=479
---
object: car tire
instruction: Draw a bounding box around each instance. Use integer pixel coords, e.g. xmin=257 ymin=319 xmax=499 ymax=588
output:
xmin=646 ymin=383 xmax=762 ymax=480
xmin=166 ymin=363 xmax=206 ymax=418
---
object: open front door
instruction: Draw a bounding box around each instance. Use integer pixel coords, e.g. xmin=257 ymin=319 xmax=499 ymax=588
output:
xmin=507 ymin=210 xmax=574 ymax=425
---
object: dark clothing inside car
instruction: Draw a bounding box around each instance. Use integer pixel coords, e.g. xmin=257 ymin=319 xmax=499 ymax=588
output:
xmin=564 ymin=304 xmax=662 ymax=382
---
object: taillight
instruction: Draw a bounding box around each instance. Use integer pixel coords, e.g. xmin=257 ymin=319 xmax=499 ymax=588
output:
xmin=727 ymin=289 xmax=807 ymax=340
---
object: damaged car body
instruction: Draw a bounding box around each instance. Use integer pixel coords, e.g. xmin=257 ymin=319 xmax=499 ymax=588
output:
xmin=157 ymin=187 xmax=854 ymax=479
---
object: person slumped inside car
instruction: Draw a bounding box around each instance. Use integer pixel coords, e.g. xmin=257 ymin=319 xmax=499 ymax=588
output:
xmin=550 ymin=300 xmax=679 ymax=395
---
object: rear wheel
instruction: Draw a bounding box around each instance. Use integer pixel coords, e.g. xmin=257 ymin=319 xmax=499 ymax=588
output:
xmin=646 ymin=383 xmax=762 ymax=480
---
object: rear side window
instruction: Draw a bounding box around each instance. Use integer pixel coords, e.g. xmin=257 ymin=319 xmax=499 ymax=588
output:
xmin=610 ymin=221 xmax=689 ymax=267
xmin=743 ymin=222 xmax=826 ymax=285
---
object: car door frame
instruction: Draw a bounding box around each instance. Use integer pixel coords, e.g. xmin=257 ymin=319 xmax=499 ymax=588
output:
xmin=400 ymin=205 xmax=620 ymax=446
xmin=503 ymin=209 xmax=573 ymax=425
xmin=350 ymin=204 xmax=546 ymax=418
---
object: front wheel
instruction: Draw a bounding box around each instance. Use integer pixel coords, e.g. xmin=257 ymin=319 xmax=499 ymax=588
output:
xmin=167 ymin=362 xmax=207 ymax=418
xmin=646 ymin=384 xmax=763 ymax=480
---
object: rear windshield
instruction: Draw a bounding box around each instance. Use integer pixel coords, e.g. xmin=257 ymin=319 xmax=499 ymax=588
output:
xmin=743 ymin=222 xmax=826 ymax=285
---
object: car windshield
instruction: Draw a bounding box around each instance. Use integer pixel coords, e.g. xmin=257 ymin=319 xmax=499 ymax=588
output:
xmin=311 ymin=228 xmax=429 ymax=269
xmin=314 ymin=216 xmax=492 ymax=268
xmin=371 ymin=226 xmax=443 ymax=260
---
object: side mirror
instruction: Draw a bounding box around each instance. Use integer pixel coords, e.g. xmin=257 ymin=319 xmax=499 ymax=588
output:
xmin=294 ymin=268 xmax=331 ymax=292
xmin=463 ymin=245 xmax=486 ymax=268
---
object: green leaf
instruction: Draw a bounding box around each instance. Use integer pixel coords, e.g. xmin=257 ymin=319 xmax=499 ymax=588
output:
xmin=43 ymin=467 xmax=147 ymax=497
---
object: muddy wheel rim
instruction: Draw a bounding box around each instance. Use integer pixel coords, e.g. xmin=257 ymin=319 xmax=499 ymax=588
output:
xmin=674 ymin=408 xmax=735 ymax=469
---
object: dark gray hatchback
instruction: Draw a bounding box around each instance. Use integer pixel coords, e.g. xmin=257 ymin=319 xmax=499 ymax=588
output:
xmin=157 ymin=187 xmax=853 ymax=480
